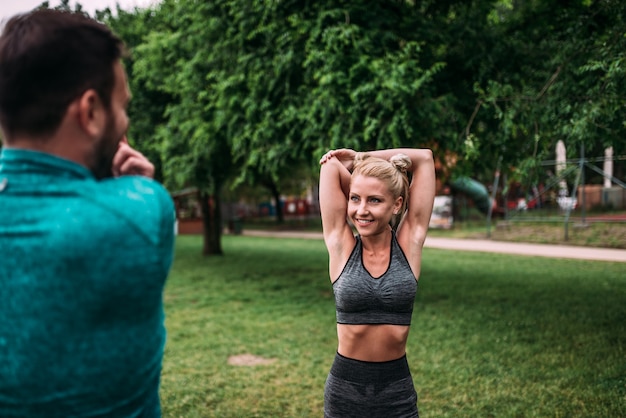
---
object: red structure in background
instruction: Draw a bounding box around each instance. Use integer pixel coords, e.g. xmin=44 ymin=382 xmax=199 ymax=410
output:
xmin=172 ymin=188 xmax=205 ymax=235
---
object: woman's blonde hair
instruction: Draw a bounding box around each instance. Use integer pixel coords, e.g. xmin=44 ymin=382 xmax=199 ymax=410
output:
xmin=352 ymin=152 xmax=411 ymax=229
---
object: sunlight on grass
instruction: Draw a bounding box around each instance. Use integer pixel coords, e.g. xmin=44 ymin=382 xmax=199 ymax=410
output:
xmin=160 ymin=235 xmax=625 ymax=417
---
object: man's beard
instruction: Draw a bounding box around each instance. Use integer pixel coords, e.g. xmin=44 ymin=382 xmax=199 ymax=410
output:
xmin=91 ymin=116 xmax=122 ymax=180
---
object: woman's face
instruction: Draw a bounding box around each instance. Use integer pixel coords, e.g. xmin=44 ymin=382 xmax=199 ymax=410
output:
xmin=348 ymin=174 xmax=402 ymax=236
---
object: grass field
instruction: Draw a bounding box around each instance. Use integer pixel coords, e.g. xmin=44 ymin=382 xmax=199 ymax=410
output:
xmin=427 ymin=217 xmax=626 ymax=249
xmin=160 ymin=235 xmax=626 ymax=417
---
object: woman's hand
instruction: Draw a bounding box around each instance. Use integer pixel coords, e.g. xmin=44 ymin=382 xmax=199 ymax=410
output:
xmin=112 ymin=136 xmax=155 ymax=178
xmin=320 ymin=148 xmax=357 ymax=172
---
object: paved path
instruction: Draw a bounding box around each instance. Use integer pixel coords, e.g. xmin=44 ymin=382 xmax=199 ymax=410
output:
xmin=242 ymin=230 xmax=626 ymax=263
xmin=424 ymin=237 xmax=626 ymax=263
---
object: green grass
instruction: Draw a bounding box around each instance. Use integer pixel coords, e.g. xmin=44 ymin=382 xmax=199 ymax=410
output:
xmin=161 ymin=235 xmax=626 ymax=417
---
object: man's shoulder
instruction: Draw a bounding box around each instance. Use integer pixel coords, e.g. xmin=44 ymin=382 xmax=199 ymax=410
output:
xmin=98 ymin=175 xmax=169 ymax=194
xmin=81 ymin=176 xmax=174 ymax=224
xmin=81 ymin=177 xmax=175 ymax=246
xmin=93 ymin=176 xmax=172 ymax=206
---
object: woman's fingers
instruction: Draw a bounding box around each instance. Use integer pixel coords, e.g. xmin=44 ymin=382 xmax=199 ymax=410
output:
xmin=320 ymin=150 xmax=335 ymax=164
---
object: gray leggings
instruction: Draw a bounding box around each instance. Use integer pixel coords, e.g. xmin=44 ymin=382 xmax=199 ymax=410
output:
xmin=324 ymin=353 xmax=419 ymax=418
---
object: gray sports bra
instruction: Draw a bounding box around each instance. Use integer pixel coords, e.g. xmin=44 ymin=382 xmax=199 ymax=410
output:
xmin=333 ymin=232 xmax=417 ymax=325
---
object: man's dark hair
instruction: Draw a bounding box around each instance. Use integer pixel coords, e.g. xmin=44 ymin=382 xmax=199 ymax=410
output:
xmin=0 ymin=9 xmax=126 ymax=140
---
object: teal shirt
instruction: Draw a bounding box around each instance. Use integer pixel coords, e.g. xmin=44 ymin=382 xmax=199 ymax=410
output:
xmin=0 ymin=149 xmax=175 ymax=417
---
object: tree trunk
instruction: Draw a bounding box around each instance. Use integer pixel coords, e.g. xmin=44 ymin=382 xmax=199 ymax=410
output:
xmin=199 ymin=190 xmax=223 ymax=256
xmin=267 ymin=181 xmax=284 ymax=224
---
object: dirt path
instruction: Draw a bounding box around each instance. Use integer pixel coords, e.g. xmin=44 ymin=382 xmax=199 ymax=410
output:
xmin=241 ymin=230 xmax=626 ymax=263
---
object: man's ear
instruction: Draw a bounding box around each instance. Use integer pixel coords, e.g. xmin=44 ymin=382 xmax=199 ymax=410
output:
xmin=76 ymin=89 xmax=106 ymax=138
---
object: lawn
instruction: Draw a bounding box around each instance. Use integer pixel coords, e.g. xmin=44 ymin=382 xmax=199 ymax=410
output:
xmin=160 ymin=235 xmax=626 ymax=417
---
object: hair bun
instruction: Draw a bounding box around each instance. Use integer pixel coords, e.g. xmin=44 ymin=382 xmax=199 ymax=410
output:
xmin=389 ymin=153 xmax=411 ymax=174
xmin=354 ymin=152 xmax=367 ymax=163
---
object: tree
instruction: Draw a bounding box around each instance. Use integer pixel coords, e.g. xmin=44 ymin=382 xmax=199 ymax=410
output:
xmin=127 ymin=1 xmax=243 ymax=255
xmin=37 ymin=0 xmax=85 ymax=13
xmin=101 ymin=0 xmax=624 ymax=257
xmin=446 ymin=0 xmax=626 ymax=187
xmin=121 ymin=0 xmax=447 ymax=255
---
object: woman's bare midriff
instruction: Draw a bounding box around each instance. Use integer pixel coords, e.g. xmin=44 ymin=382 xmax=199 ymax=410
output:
xmin=337 ymin=323 xmax=410 ymax=362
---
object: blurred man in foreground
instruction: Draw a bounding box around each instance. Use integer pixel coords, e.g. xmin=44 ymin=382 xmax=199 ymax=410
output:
xmin=0 ymin=9 xmax=175 ymax=417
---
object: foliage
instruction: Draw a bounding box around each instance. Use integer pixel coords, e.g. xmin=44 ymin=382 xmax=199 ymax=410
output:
xmin=101 ymin=0 xmax=450 ymax=253
xmin=298 ymin=3 xmax=446 ymax=154
xmin=36 ymin=0 xmax=85 ymax=13
xmin=95 ymin=0 xmax=626 ymax=254
xmin=451 ymin=0 xmax=626 ymax=184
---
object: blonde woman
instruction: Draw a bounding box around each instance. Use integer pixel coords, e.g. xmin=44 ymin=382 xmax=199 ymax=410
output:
xmin=319 ymin=148 xmax=435 ymax=417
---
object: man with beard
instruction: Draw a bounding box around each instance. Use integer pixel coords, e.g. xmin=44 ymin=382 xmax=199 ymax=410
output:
xmin=0 ymin=9 xmax=175 ymax=417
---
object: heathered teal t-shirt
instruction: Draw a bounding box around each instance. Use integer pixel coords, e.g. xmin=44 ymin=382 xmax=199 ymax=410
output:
xmin=0 ymin=149 xmax=176 ymax=417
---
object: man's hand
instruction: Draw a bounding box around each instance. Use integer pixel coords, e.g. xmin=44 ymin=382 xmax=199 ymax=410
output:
xmin=112 ymin=136 xmax=155 ymax=179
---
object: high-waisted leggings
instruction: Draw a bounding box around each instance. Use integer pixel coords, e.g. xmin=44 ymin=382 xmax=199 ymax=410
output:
xmin=324 ymin=352 xmax=418 ymax=418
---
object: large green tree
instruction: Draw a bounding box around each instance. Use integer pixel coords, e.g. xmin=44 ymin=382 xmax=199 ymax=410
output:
xmin=130 ymin=1 xmax=235 ymax=255
xmin=98 ymin=0 xmax=624 ymax=255
xmin=115 ymin=0 xmax=447 ymax=254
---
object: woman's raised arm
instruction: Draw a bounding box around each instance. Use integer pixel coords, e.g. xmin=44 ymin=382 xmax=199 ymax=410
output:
xmin=319 ymin=149 xmax=357 ymax=280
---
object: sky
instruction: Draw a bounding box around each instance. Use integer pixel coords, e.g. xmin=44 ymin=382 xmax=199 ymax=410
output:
xmin=0 ymin=0 xmax=158 ymax=23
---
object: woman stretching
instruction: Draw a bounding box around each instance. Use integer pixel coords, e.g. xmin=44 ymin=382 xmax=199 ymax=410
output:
xmin=319 ymin=148 xmax=435 ymax=418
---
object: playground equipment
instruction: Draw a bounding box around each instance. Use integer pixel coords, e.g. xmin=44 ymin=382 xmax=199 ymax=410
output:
xmin=450 ymin=176 xmax=491 ymax=214
xmin=448 ymin=143 xmax=624 ymax=241
xmin=494 ymin=143 xmax=624 ymax=240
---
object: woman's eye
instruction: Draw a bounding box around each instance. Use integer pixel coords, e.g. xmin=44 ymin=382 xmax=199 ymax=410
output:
xmin=350 ymin=196 xmax=359 ymax=202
